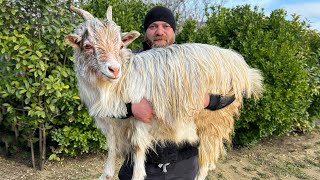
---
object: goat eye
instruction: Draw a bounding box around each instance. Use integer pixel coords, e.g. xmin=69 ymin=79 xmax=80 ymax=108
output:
xmin=120 ymin=45 xmax=124 ymax=49
xmin=84 ymin=44 xmax=92 ymax=50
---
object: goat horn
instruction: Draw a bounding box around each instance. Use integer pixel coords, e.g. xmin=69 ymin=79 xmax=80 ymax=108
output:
xmin=70 ymin=5 xmax=94 ymax=21
xmin=106 ymin=6 xmax=112 ymax=21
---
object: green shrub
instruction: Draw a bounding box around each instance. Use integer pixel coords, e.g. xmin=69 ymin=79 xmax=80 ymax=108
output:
xmin=0 ymin=0 xmax=107 ymax=166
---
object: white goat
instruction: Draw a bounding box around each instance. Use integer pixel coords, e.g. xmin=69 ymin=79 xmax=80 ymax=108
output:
xmin=64 ymin=6 xmax=263 ymax=180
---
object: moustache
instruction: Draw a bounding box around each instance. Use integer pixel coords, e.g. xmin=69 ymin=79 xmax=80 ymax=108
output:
xmin=154 ymin=36 xmax=167 ymax=41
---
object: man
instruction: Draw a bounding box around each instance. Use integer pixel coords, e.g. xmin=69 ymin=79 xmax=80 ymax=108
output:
xmin=118 ymin=6 xmax=235 ymax=180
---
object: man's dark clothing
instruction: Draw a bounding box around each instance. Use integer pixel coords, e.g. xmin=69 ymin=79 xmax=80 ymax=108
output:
xmin=118 ymin=155 xmax=198 ymax=180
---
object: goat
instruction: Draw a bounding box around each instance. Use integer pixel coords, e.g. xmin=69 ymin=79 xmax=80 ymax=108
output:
xmin=64 ymin=6 xmax=263 ymax=180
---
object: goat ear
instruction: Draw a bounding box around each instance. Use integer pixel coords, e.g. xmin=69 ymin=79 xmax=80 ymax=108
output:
xmin=106 ymin=6 xmax=112 ymax=20
xmin=121 ymin=31 xmax=140 ymax=47
xmin=64 ymin=34 xmax=82 ymax=47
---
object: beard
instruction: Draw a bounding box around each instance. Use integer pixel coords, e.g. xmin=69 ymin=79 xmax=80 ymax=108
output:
xmin=152 ymin=41 xmax=168 ymax=48
xmin=145 ymin=35 xmax=175 ymax=48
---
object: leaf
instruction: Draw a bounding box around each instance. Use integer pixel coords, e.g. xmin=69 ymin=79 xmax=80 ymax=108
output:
xmin=19 ymin=89 xmax=27 ymax=94
xmin=49 ymin=154 xmax=60 ymax=161
xmin=39 ymin=90 xmax=45 ymax=96
xmin=32 ymin=83 xmax=40 ymax=87
xmin=40 ymin=111 xmax=46 ymax=118
xmin=23 ymin=79 xmax=29 ymax=89
xmin=39 ymin=60 xmax=45 ymax=67
xmin=30 ymin=55 xmax=38 ymax=61
xmin=13 ymin=30 xmax=18 ymax=37
xmin=61 ymin=71 xmax=68 ymax=77
xmin=22 ymin=60 xmax=27 ymax=65
xmin=43 ymin=10 xmax=49 ymax=16
xmin=14 ymin=45 xmax=19 ymax=50
xmin=38 ymin=44 xmax=46 ymax=49
xmin=24 ymin=106 xmax=31 ymax=110
xmin=49 ymin=104 xmax=55 ymax=112
xmin=26 ymin=91 xmax=31 ymax=99
xmin=37 ymin=70 xmax=43 ymax=76
xmin=63 ymin=85 xmax=70 ymax=89
xmin=56 ymin=91 xmax=61 ymax=97
xmin=36 ymin=51 xmax=42 ymax=57
xmin=7 ymin=106 xmax=13 ymax=113
xmin=72 ymin=96 xmax=80 ymax=100
xmin=2 ymin=103 xmax=10 ymax=107
xmin=11 ymin=81 xmax=19 ymax=86
xmin=35 ymin=106 xmax=43 ymax=111
xmin=32 ymin=137 xmax=39 ymax=143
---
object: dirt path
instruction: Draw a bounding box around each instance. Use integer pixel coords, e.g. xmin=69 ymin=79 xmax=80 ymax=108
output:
xmin=1 ymin=126 xmax=319 ymax=180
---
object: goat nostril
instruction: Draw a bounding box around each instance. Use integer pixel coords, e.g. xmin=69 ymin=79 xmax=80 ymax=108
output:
xmin=108 ymin=67 xmax=120 ymax=77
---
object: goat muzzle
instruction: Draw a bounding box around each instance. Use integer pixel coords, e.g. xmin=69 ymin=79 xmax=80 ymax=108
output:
xmin=108 ymin=66 xmax=120 ymax=78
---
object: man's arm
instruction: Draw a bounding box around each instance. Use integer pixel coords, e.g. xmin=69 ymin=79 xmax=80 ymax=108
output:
xmin=122 ymin=94 xmax=235 ymax=123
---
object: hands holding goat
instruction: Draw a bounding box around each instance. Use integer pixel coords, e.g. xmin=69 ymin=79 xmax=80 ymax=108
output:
xmin=132 ymin=94 xmax=211 ymax=123
xmin=132 ymin=98 xmax=155 ymax=123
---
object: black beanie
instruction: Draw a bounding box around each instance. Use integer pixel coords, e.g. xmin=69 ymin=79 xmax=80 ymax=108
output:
xmin=144 ymin=6 xmax=176 ymax=32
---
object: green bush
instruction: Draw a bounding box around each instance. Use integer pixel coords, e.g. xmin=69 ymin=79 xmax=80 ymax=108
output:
xmin=0 ymin=0 xmax=107 ymax=166
xmin=50 ymin=108 xmax=107 ymax=159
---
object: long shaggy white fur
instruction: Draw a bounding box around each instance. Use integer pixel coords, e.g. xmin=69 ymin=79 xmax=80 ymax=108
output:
xmin=90 ymin=43 xmax=263 ymax=126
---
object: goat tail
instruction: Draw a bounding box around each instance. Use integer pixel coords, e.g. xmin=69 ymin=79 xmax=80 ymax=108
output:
xmin=248 ymin=68 xmax=264 ymax=100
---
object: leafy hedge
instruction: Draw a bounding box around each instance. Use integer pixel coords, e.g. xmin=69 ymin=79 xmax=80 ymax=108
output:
xmin=0 ymin=0 xmax=319 ymax=168
xmin=0 ymin=0 xmax=107 ymax=167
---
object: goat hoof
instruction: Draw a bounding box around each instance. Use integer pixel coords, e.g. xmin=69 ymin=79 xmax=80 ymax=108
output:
xmin=98 ymin=174 xmax=112 ymax=180
xmin=131 ymin=177 xmax=145 ymax=180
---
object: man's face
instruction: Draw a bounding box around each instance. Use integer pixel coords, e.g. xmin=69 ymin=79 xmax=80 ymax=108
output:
xmin=145 ymin=21 xmax=175 ymax=48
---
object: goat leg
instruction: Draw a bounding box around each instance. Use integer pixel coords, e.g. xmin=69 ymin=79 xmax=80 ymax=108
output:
xmin=99 ymin=121 xmax=117 ymax=180
xmin=131 ymin=145 xmax=147 ymax=180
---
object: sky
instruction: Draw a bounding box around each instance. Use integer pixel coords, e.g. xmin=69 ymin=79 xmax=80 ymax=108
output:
xmin=224 ymin=0 xmax=320 ymax=31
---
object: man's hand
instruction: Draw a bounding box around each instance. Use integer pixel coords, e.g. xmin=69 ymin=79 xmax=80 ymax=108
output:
xmin=204 ymin=94 xmax=210 ymax=108
xmin=132 ymin=98 xmax=154 ymax=123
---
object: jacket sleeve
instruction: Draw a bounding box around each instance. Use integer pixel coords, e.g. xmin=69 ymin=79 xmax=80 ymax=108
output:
xmin=120 ymin=103 xmax=133 ymax=119
xmin=205 ymin=94 xmax=235 ymax=111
